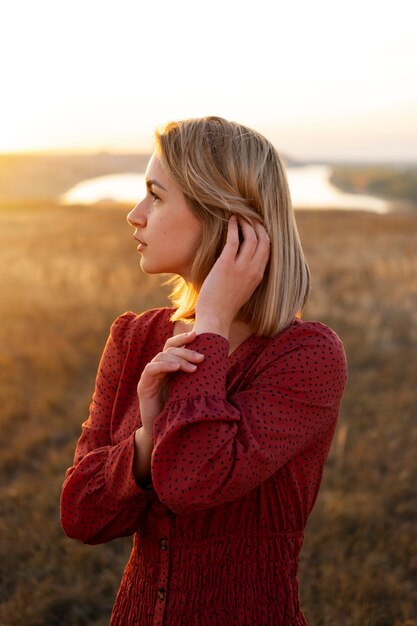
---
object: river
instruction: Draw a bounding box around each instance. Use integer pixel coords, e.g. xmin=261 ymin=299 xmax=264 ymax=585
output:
xmin=59 ymin=165 xmax=390 ymax=213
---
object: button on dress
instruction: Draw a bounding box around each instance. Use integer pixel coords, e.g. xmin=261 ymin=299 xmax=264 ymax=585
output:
xmin=60 ymin=307 xmax=348 ymax=626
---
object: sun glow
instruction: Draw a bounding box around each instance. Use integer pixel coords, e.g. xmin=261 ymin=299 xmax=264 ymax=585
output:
xmin=1 ymin=0 xmax=416 ymax=159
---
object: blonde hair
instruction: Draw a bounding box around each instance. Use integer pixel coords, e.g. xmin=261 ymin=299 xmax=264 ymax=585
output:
xmin=155 ymin=116 xmax=310 ymax=337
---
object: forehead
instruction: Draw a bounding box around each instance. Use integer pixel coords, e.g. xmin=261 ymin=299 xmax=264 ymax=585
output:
xmin=145 ymin=153 xmax=169 ymax=183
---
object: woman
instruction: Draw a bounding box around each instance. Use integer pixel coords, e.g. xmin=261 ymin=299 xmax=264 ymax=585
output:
xmin=60 ymin=116 xmax=347 ymax=625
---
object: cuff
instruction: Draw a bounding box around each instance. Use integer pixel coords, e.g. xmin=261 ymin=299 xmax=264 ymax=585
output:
xmin=166 ymin=333 xmax=229 ymax=403
xmin=105 ymin=431 xmax=155 ymax=503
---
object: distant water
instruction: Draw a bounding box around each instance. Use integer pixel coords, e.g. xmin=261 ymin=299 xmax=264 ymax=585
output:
xmin=60 ymin=173 xmax=144 ymax=206
xmin=59 ymin=165 xmax=390 ymax=213
xmin=288 ymin=165 xmax=390 ymax=212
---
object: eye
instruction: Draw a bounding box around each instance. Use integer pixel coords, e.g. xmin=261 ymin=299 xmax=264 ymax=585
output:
xmin=149 ymin=190 xmax=160 ymax=204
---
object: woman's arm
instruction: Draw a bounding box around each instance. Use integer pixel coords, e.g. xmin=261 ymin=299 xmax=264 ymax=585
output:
xmin=60 ymin=312 xmax=156 ymax=545
xmin=133 ymin=426 xmax=154 ymax=488
xmin=150 ymin=323 xmax=347 ymax=515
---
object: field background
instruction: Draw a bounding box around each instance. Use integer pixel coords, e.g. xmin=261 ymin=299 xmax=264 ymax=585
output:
xmin=0 ymin=157 xmax=416 ymax=625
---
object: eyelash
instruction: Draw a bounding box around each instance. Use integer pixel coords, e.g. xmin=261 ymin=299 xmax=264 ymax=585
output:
xmin=149 ymin=190 xmax=160 ymax=204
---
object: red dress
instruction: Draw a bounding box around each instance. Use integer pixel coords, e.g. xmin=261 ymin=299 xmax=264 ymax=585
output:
xmin=60 ymin=307 xmax=347 ymax=625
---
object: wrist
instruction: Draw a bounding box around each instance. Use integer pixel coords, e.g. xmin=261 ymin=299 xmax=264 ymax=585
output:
xmin=193 ymin=314 xmax=230 ymax=340
xmin=135 ymin=426 xmax=154 ymax=447
xmin=133 ymin=427 xmax=154 ymax=489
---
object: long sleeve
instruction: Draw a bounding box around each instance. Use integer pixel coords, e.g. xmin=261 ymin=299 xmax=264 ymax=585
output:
xmin=60 ymin=312 xmax=155 ymax=545
xmin=151 ymin=323 xmax=347 ymax=515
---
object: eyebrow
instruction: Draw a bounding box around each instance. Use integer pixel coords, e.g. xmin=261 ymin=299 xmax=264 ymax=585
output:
xmin=146 ymin=178 xmax=167 ymax=192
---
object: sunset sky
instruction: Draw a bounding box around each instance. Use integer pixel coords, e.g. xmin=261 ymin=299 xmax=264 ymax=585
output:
xmin=1 ymin=0 xmax=416 ymax=161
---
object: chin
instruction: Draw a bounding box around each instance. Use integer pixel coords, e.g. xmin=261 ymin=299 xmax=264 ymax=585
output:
xmin=140 ymin=261 xmax=161 ymax=275
xmin=140 ymin=259 xmax=179 ymax=276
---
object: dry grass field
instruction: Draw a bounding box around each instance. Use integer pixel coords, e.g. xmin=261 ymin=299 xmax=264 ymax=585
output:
xmin=0 ymin=200 xmax=416 ymax=625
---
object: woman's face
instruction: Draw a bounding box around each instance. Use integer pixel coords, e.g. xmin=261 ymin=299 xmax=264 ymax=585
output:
xmin=127 ymin=154 xmax=203 ymax=280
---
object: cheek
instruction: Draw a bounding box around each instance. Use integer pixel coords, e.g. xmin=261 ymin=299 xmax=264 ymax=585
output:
xmin=190 ymin=233 xmax=202 ymax=255
xmin=185 ymin=218 xmax=203 ymax=248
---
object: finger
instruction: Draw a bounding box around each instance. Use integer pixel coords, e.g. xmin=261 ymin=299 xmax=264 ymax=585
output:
xmin=157 ymin=347 xmax=205 ymax=363
xmin=235 ymin=217 xmax=258 ymax=260
xmin=251 ymin=221 xmax=271 ymax=256
xmin=143 ymin=360 xmax=181 ymax=377
xmin=164 ymin=330 xmax=196 ymax=349
xmin=250 ymin=221 xmax=271 ymax=270
xmin=221 ymin=215 xmax=240 ymax=260
xmin=148 ymin=356 xmax=199 ymax=373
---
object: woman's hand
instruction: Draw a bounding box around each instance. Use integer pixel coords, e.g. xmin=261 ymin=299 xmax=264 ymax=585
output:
xmin=137 ymin=330 xmax=205 ymax=435
xmin=195 ymin=215 xmax=271 ymax=330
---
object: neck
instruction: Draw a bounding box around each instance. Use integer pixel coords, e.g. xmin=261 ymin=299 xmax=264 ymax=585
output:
xmin=174 ymin=315 xmax=255 ymax=342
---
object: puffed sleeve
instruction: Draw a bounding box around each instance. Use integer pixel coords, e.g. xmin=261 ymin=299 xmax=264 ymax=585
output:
xmin=60 ymin=312 xmax=155 ymax=544
xmin=151 ymin=324 xmax=347 ymax=514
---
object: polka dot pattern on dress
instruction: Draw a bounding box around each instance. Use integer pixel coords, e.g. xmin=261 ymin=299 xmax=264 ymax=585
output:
xmin=60 ymin=306 xmax=348 ymax=625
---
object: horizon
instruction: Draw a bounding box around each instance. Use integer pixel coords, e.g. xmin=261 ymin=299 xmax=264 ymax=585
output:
xmin=1 ymin=148 xmax=416 ymax=166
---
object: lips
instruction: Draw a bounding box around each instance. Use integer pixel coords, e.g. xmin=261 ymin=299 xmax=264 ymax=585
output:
xmin=135 ymin=238 xmax=147 ymax=254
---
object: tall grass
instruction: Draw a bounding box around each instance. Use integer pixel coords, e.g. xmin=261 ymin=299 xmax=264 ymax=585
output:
xmin=0 ymin=203 xmax=416 ymax=625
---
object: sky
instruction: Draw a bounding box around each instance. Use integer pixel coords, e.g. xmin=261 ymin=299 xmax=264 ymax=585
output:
xmin=1 ymin=0 xmax=416 ymax=161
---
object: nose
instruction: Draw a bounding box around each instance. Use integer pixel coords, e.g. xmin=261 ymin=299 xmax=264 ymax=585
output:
xmin=127 ymin=200 xmax=146 ymax=228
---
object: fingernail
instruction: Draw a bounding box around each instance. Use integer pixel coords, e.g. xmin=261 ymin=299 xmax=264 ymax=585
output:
xmin=187 ymin=331 xmax=195 ymax=336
